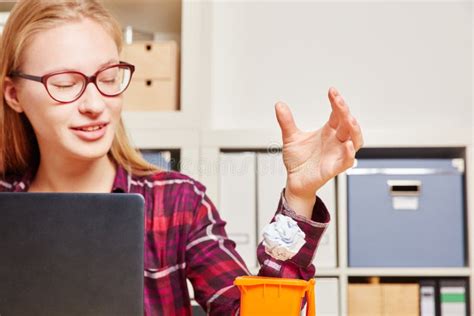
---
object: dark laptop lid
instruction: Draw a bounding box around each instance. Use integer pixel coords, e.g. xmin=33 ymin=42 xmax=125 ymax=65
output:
xmin=0 ymin=193 xmax=144 ymax=316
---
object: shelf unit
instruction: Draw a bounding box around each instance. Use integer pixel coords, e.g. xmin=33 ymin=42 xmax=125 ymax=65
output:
xmin=344 ymin=268 xmax=471 ymax=277
xmin=2 ymin=1 xmax=472 ymax=314
xmin=201 ymin=128 xmax=474 ymax=315
xmin=93 ymin=0 xmax=474 ymax=313
xmin=113 ymin=0 xmax=212 ymax=181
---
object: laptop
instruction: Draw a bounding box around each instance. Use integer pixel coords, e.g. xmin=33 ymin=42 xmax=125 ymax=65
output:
xmin=0 ymin=193 xmax=144 ymax=316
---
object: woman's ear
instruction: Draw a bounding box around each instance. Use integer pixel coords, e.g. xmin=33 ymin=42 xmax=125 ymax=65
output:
xmin=4 ymin=77 xmax=24 ymax=113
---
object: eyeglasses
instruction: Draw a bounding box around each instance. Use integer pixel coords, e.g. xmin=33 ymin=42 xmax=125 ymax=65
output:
xmin=9 ymin=62 xmax=135 ymax=104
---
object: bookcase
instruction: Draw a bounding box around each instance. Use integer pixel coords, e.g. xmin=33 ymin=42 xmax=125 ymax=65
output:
xmin=103 ymin=0 xmax=207 ymax=181
xmin=2 ymin=1 xmax=472 ymax=315
xmin=201 ymin=130 xmax=474 ymax=315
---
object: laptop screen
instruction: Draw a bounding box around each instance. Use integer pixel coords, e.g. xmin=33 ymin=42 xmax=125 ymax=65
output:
xmin=0 ymin=193 xmax=144 ymax=316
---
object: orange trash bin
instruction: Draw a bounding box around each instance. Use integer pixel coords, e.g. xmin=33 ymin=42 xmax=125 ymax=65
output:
xmin=234 ymin=276 xmax=316 ymax=316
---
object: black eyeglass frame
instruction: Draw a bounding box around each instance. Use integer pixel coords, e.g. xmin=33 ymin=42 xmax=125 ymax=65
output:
xmin=9 ymin=61 xmax=135 ymax=104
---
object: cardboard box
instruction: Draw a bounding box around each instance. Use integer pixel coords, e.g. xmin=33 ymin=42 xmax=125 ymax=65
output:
xmin=123 ymin=78 xmax=177 ymax=111
xmin=349 ymin=283 xmax=419 ymax=316
xmin=121 ymin=41 xmax=179 ymax=111
xmin=349 ymin=284 xmax=382 ymax=316
xmin=383 ymin=284 xmax=419 ymax=316
xmin=121 ymin=41 xmax=178 ymax=79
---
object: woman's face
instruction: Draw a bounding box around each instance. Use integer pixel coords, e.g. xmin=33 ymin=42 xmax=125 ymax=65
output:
xmin=6 ymin=18 xmax=122 ymax=163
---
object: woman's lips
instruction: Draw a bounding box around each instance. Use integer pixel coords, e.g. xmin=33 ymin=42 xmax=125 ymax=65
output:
xmin=70 ymin=123 xmax=109 ymax=141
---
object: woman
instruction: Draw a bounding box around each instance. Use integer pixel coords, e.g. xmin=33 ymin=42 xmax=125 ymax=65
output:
xmin=0 ymin=0 xmax=363 ymax=315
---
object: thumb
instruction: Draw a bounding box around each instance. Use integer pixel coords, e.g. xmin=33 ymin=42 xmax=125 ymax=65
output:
xmin=275 ymin=101 xmax=299 ymax=142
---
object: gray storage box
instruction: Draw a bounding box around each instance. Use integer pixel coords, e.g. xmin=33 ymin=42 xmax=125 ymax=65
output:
xmin=347 ymin=159 xmax=465 ymax=267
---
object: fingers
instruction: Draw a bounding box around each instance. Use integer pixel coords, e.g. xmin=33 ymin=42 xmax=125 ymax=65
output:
xmin=328 ymin=87 xmax=349 ymax=128
xmin=275 ymin=101 xmax=299 ymax=142
xmin=349 ymin=117 xmax=364 ymax=151
xmin=332 ymin=140 xmax=356 ymax=174
xmin=328 ymin=87 xmax=364 ymax=151
xmin=337 ymin=115 xmax=363 ymax=151
xmin=328 ymin=88 xmax=340 ymax=128
xmin=330 ymin=88 xmax=351 ymax=142
xmin=336 ymin=117 xmax=351 ymax=142
xmin=328 ymin=111 xmax=339 ymax=129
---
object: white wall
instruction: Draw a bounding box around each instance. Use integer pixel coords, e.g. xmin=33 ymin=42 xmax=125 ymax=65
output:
xmin=208 ymin=1 xmax=472 ymax=142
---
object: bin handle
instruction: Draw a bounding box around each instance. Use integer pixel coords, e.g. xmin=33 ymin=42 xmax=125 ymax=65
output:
xmin=387 ymin=180 xmax=421 ymax=197
xmin=306 ymin=279 xmax=316 ymax=316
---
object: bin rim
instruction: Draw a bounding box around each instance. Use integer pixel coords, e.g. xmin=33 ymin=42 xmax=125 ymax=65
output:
xmin=234 ymin=276 xmax=315 ymax=287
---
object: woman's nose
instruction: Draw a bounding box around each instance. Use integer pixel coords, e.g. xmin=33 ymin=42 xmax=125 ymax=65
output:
xmin=77 ymin=82 xmax=106 ymax=115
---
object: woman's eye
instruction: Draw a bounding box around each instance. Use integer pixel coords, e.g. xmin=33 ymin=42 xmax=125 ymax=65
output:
xmin=53 ymin=84 xmax=75 ymax=89
xmin=100 ymin=78 xmax=117 ymax=84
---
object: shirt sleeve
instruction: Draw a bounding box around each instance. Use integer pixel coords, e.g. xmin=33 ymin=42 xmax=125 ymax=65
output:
xmin=185 ymin=187 xmax=330 ymax=316
xmin=257 ymin=189 xmax=330 ymax=280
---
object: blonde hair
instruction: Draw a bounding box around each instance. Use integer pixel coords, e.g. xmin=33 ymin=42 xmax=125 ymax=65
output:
xmin=0 ymin=0 xmax=160 ymax=178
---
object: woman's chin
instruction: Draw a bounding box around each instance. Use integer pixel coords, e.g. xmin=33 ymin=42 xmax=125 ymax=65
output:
xmin=67 ymin=142 xmax=114 ymax=162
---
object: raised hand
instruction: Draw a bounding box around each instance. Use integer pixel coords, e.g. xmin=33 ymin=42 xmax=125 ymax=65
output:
xmin=275 ymin=87 xmax=363 ymax=219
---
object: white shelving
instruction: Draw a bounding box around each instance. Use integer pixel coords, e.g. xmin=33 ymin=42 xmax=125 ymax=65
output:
xmin=3 ymin=0 xmax=472 ymax=315
xmin=344 ymin=268 xmax=472 ymax=278
xmin=122 ymin=111 xmax=201 ymax=129
xmin=315 ymin=268 xmax=342 ymax=277
xmin=189 ymin=2 xmax=472 ymax=314
xmin=199 ymin=129 xmax=474 ymax=315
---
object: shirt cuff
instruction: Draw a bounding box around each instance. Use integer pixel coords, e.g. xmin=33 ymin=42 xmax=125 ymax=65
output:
xmin=279 ymin=189 xmax=331 ymax=268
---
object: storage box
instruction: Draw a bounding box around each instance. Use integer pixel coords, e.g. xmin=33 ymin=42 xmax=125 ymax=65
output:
xmin=121 ymin=41 xmax=178 ymax=79
xmin=348 ymin=284 xmax=382 ymax=315
xmin=140 ymin=150 xmax=173 ymax=170
xmin=440 ymin=279 xmax=467 ymax=315
xmin=123 ymin=79 xmax=177 ymax=111
xmin=219 ymin=152 xmax=258 ymax=269
xmin=348 ymin=283 xmax=419 ymax=316
xmin=382 ymin=284 xmax=419 ymax=316
xmin=121 ymin=41 xmax=179 ymax=111
xmin=347 ymin=159 xmax=465 ymax=267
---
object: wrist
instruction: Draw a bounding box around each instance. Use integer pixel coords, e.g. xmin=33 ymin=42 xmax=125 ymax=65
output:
xmin=284 ymin=188 xmax=317 ymax=220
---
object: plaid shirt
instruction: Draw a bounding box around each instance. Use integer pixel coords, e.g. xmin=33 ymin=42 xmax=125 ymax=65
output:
xmin=1 ymin=165 xmax=330 ymax=316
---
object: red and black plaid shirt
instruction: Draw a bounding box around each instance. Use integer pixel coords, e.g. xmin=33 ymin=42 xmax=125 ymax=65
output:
xmin=1 ymin=165 xmax=330 ymax=315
